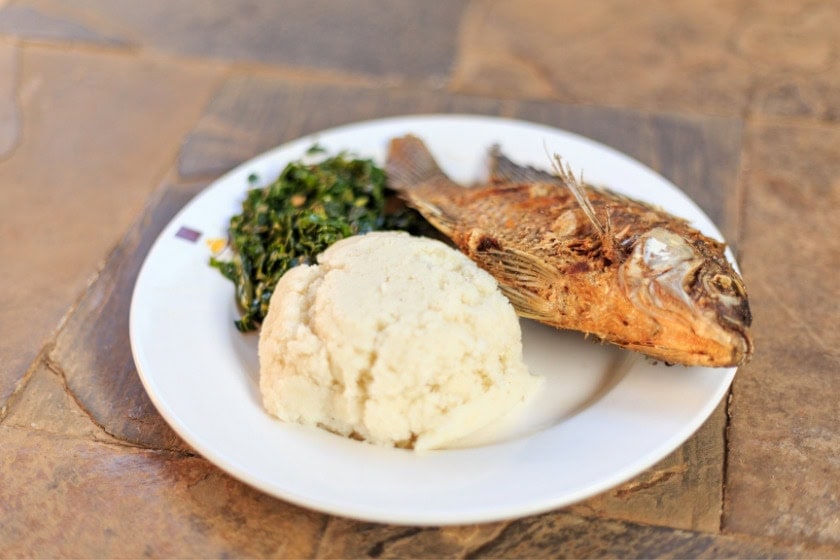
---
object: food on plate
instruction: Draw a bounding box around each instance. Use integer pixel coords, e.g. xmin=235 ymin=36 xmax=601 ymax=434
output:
xmin=210 ymin=147 xmax=424 ymax=332
xmin=258 ymin=231 xmax=543 ymax=451
xmin=386 ymin=135 xmax=753 ymax=367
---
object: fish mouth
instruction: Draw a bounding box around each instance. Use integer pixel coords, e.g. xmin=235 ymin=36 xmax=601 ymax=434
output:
xmin=718 ymin=315 xmax=753 ymax=365
xmin=716 ymin=297 xmax=754 ymax=366
xmin=700 ymin=271 xmax=754 ymax=366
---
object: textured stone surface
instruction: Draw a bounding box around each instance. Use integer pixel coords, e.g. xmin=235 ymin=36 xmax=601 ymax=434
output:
xmin=317 ymin=520 xmax=506 ymax=559
xmin=0 ymin=47 xmax=220 ymax=415
xmin=0 ymin=3 xmax=126 ymax=45
xmin=463 ymin=511 xmax=818 ymax=559
xmin=318 ymin=511 xmax=822 ymax=559
xmin=0 ymin=42 xmax=18 ymax=158
xmin=10 ymin=0 xmax=467 ymax=79
xmin=178 ymin=75 xmax=507 ymax=179
xmin=725 ymin=121 xmax=840 ymax=545
xmin=453 ymin=0 xmax=840 ymax=120
xmin=0 ymin=427 xmax=326 ymax=558
xmin=745 ymin=3 xmax=840 ymax=121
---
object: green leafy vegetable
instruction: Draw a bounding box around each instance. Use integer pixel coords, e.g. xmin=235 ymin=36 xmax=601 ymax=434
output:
xmin=211 ymin=149 xmax=424 ymax=332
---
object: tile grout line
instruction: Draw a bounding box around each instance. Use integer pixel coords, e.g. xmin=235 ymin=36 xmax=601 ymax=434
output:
xmin=0 ymin=344 xmax=48 ymax=423
xmin=718 ymin=113 xmax=750 ymax=534
xmin=40 ymin=352 xmax=196 ymax=456
xmin=0 ymin=420 xmax=199 ymax=459
xmin=720 ymin=389 xmax=735 ymax=533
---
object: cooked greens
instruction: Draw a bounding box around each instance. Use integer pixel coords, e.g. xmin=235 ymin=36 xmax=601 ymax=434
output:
xmin=210 ymin=147 xmax=422 ymax=332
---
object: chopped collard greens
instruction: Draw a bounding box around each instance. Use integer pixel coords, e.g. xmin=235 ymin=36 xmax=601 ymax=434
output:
xmin=211 ymin=146 xmax=425 ymax=332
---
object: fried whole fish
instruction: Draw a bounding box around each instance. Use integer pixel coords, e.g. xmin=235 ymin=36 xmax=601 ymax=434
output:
xmin=386 ymin=135 xmax=752 ymax=367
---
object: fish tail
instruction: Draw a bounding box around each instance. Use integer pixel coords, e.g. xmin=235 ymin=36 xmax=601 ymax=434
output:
xmin=385 ymin=134 xmax=465 ymax=238
xmin=385 ymin=135 xmax=450 ymax=192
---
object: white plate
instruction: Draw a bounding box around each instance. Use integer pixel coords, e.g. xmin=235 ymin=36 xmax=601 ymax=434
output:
xmin=130 ymin=114 xmax=736 ymax=525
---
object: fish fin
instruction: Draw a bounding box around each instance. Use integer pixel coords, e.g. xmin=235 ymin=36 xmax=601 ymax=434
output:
xmin=477 ymin=245 xmax=557 ymax=322
xmin=500 ymin=285 xmax=556 ymax=323
xmin=404 ymin=194 xmax=460 ymax=237
xmin=386 ymin=135 xmax=450 ymax=191
xmin=550 ymin=155 xmax=605 ymax=237
xmin=488 ymin=145 xmax=558 ymax=184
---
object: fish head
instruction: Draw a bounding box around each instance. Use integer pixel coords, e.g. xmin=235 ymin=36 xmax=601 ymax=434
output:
xmin=620 ymin=227 xmax=753 ymax=366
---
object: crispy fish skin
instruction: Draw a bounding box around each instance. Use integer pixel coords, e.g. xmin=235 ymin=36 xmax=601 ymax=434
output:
xmin=386 ymin=135 xmax=753 ymax=367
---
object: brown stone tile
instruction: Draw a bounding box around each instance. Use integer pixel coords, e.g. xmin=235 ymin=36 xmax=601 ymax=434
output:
xmin=453 ymin=1 xmax=840 ymax=121
xmin=452 ymin=1 xmax=752 ymax=116
xmin=0 ymin=47 xmax=220 ymax=416
xmin=466 ymin=511 xmax=828 ymax=559
xmin=317 ymin=519 xmax=505 ymax=559
xmin=317 ymin=511 xmax=826 ymax=559
xmin=15 ymin=0 xmax=467 ymax=79
xmin=0 ymin=42 xmax=18 ymax=158
xmin=725 ymin=120 xmax=840 ymax=545
xmin=0 ymin=426 xmax=326 ymax=557
xmin=0 ymin=3 xmax=126 ymax=45
xmin=49 ymin=181 xmax=206 ymax=451
xmin=178 ymin=74 xmax=506 ymax=179
xmin=745 ymin=3 xmax=840 ymax=121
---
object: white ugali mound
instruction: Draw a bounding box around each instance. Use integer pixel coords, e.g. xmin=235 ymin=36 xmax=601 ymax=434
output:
xmin=258 ymin=231 xmax=542 ymax=451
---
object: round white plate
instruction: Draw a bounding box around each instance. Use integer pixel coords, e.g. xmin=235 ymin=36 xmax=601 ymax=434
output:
xmin=130 ymin=114 xmax=736 ymax=525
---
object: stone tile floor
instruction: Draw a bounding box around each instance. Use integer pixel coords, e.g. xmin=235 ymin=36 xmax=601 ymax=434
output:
xmin=1 ymin=1 xmax=838 ymax=557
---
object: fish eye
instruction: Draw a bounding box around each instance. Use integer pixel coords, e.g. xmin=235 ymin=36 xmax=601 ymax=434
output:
xmin=712 ymin=274 xmax=745 ymax=296
xmin=713 ymin=275 xmax=732 ymax=290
